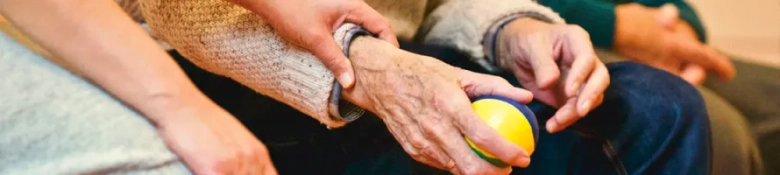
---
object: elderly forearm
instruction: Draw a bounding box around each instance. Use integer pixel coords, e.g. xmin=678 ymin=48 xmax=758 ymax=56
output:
xmin=0 ymin=0 xmax=211 ymax=122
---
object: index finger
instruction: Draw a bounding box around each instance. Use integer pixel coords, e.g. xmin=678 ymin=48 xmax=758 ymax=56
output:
xmin=668 ymin=36 xmax=735 ymax=79
xmin=561 ymin=25 xmax=598 ymax=97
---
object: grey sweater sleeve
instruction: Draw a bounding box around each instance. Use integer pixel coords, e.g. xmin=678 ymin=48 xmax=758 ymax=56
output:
xmin=138 ymin=0 xmax=364 ymax=128
xmin=416 ymin=0 xmax=565 ymax=72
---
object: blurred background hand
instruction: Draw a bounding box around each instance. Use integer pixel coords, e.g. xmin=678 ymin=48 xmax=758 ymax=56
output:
xmin=614 ymin=3 xmax=735 ymax=85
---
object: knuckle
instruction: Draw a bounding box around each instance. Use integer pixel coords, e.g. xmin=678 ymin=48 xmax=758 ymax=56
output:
xmin=567 ymin=25 xmax=591 ymax=38
xmin=421 ymin=120 xmax=445 ymax=137
xmin=404 ymin=147 xmax=421 ymax=158
xmin=398 ymin=140 xmax=422 ymax=158
xmin=410 ymin=136 xmax=429 ymax=149
xmin=420 ymin=146 xmax=439 ymax=159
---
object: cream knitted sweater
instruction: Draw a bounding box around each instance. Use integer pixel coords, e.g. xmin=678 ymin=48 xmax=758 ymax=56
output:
xmin=123 ymin=0 xmax=563 ymax=128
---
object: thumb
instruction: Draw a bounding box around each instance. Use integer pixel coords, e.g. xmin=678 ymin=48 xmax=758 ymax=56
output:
xmin=460 ymin=71 xmax=534 ymax=104
xmin=657 ymin=3 xmax=680 ymax=29
xmin=310 ymin=34 xmax=357 ymax=89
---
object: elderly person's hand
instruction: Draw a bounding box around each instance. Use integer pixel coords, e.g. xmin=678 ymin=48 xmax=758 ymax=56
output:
xmin=614 ymin=3 xmax=735 ymax=85
xmin=343 ymin=37 xmax=534 ymax=174
xmin=230 ymin=0 xmax=399 ymax=88
xmin=495 ymin=18 xmax=609 ymax=133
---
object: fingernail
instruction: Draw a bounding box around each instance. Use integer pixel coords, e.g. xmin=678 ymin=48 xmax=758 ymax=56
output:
xmin=512 ymin=149 xmax=530 ymax=165
xmin=514 ymin=157 xmax=531 ymax=167
xmin=546 ymin=120 xmax=557 ymax=133
xmin=338 ymin=73 xmax=354 ymax=88
xmin=579 ymin=100 xmax=592 ymax=114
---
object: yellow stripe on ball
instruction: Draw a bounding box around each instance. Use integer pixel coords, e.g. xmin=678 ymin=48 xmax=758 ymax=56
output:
xmin=466 ymin=99 xmax=536 ymax=160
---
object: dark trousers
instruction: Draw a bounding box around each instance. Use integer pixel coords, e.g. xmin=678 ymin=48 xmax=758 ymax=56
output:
xmin=171 ymin=41 xmax=711 ymax=175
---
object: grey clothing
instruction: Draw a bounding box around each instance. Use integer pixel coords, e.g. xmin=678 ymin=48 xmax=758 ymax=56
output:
xmin=0 ymin=32 xmax=190 ymax=174
xmin=704 ymin=60 xmax=780 ymax=175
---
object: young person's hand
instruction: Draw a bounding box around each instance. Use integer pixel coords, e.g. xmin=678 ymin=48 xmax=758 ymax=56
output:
xmin=343 ymin=37 xmax=534 ymax=174
xmin=495 ymin=18 xmax=609 ymax=133
xmin=230 ymin=0 xmax=399 ymax=88
xmin=615 ymin=3 xmax=734 ymax=85
xmin=151 ymin=96 xmax=278 ymax=175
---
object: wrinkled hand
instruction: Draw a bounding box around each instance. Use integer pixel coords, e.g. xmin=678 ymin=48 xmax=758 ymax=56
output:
xmin=152 ymin=98 xmax=277 ymax=175
xmin=615 ymin=3 xmax=734 ymax=84
xmin=495 ymin=18 xmax=609 ymax=133
xmin=232 ymin=0 xmax=399 ymax=88
xmin=343 ymin=37 xmax=534 ymax=174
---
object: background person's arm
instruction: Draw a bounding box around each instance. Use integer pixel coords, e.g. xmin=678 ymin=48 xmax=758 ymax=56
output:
xmin=537 ymin=0 xmax=707 ymax=48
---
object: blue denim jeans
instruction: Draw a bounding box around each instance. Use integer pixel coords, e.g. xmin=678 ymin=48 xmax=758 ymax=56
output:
xmin=172 ymin=41 xmax=712 ymax=175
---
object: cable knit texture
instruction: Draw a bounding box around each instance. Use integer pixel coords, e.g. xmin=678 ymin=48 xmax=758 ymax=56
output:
xmin=139 ymin=0 xmax=360 ymax=128
xmin=135 ymin=0 xmax=562 ymax=128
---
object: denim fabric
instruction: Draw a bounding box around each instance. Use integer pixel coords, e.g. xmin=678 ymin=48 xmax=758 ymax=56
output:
xmin=171 ymin=41 xmax=711 ymax=175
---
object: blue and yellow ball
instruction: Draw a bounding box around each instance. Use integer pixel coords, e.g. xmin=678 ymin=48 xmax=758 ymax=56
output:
xmin=466 ymin=95 xmax=539 ymax=167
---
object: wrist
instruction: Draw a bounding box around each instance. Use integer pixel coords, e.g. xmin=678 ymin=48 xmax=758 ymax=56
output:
xmin=494 ymin=18 xmax=547 ymax=71
xmin=614 ymin=4 xmax=637 ymax=49
xmin=134 ymin=83 xmax=218 ymax=125
xmin=341 ymin=36 xmax=404 ymax=112
xmin=348 ymin=36 xmax=400 ymax=67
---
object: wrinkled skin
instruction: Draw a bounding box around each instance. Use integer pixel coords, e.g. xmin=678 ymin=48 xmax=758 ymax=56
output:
xmin=496 ymin=18 xmax=609 ymax=133
xmin=343 ymin=37 xmax=535 ymax=175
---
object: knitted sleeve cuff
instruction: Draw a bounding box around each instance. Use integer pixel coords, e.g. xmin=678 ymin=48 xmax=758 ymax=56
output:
xmin=482 ymin=13 xmax=558 ymax=69
xmin=328 ymin=25 xmax=371 ymax=125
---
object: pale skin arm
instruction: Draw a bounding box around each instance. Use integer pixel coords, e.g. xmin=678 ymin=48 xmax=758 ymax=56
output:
xmin=0 ymin=0 xmax=276 ymax=174
xmin=0 ymin=0 xmax=205 ymax=120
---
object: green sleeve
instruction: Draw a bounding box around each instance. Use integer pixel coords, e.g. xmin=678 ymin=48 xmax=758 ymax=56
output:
xmin=633 ymin=0 xmax=708 ymax=42
xmin=538 ymin=0 xmax=617 ymax=48
xmin=674 ymin=1 xmax=707 ymax=42
xmin=539 ymin=0 xmax=708 ymax=47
